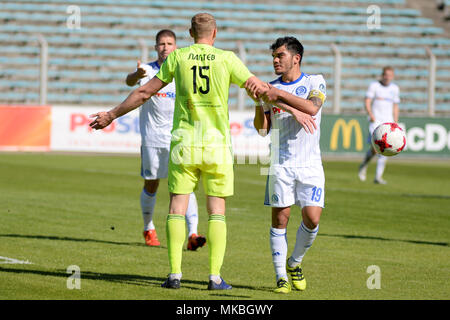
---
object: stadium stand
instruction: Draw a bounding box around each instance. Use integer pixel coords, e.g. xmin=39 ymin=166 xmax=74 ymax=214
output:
xmin=0 ymin=0 xmax=449 ymax=113
xmin=436 ymin=0 xmax=450 ymax=20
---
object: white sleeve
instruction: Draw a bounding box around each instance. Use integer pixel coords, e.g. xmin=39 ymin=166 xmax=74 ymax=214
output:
xmin=366 ymin=82 xmax=377 ymax=99
xmin=393 ymin=85 xmax=400 ymax=104
xmin=308 ymin=75 xmax=327 ymax=103
xmin=138 ymin=65 xmax=155 ymax=86
xmin=313 ymin=75 xmax=326 ymax=95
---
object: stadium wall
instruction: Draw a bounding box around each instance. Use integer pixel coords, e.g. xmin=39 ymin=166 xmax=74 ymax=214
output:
xmin=322 ymin=114 xmax=450 ymax=157
xmin=1 ymin=105 xmax=449 ymax=158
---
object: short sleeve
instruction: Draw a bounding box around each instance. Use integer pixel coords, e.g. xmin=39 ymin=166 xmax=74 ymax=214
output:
xmin=366 ymin=82 xmax=377 ymax=99
xmin=307 ymin=74 xmax=326 ymax=104
xmin=393 ymin=85 xmax=400 ymax=104
xmin=227 ymin=52 xmax=254 ymax=88
xmin=138 ymin=64 xmax=155 ymax=86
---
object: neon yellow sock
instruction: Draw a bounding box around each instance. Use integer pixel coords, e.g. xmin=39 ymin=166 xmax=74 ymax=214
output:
xmin=208 ymin=214 xmax=227 ymax=276
xmin=166 ymin=214 xmax=186 ymax=274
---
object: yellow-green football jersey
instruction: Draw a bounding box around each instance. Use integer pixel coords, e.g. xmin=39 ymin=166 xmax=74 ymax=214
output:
xmin=156 ymin=44 xmax=253 ymax=155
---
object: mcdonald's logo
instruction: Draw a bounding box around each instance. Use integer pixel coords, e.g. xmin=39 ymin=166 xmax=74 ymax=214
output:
xmin=330 ymin=119 xmax=364 ymax=151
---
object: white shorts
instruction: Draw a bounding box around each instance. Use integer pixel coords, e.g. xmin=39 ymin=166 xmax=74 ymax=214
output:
xmin=264 ymin=165 xmax=325 ymax=208
xmin=367 ymin=121 xmax=382 ymax=143
xmin=140 ymin=146 xmax=170 ymax=180
xmin=369 ymin=121 xmax=383 ymax=135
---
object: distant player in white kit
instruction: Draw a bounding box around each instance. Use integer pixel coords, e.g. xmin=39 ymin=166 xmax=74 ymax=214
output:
xmin=126 ymin=29 xmax=206 ymax=250
xmin=358 ymin=66 xmax=400 ymax=184
xmin=253 ymin=37 xmax=325 ymax=293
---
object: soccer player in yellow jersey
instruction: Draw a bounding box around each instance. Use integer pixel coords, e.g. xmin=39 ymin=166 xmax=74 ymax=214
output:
xmin=89 ymin=13 xmax=268 ymax=290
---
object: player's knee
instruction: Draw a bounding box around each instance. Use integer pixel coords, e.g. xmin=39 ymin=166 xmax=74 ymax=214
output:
xmin=206 ymin=196 xmax=226 ymax=215
xmin=144 ymin=179 xmax=159 ymax=194
xmin=302 ymin=206 xmax=322 ymax=229
xmin=302 ymin=213 xmax=320 ymax=229
xmin=169 ymin=193 xmax=191 ymax=215
xmin=303 ymin=216 xmax=320 ymax=230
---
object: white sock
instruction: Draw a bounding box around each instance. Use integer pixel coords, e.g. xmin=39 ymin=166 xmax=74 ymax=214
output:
xmin=270 ymin=227 xmax=288 ymax=281
xmin=169 ymin=273 xmax=182 ymax=281
xmin=140 ymin=188 xmax=157 ymax=231
xmin=376 ymin=155 xmax=387 ymax=180
xmin=209 ymin=274 xmax=221 ymax=284
xmin=289 ymin=222 xmax=319 ymax=266
xmin=185 ymin=192 xmax=199 ymax=237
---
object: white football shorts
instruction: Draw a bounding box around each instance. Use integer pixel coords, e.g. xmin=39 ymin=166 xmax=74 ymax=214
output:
xmin=367 ymin=121 xmax=382 ymax=143
xmin=264 ymin=165 xmax=325 ymax=208
xmin=140 ymin=146 xmax=170 ymax=180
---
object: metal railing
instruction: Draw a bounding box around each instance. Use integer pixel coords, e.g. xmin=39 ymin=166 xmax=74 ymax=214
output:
xmin=33 ymin=34 xmax=438 ymax=115
xmin=36 ymin=34 xmax=48 ymax=105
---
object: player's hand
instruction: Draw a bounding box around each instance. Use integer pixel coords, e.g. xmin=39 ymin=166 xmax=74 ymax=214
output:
xmin=245 ymin=88 xmax=263 ymax=105
xmin=291 ymin=109 xmax=317 ymax=134
xmin=261 ymin=83 xmax=279 ymax=103
xmin=245 ymin=76 xmax=269 ymax=99
xmin=89 ymin=111 xmax=114 ymax=130
xmin=135 ymin=60 xmax=147 ymax=78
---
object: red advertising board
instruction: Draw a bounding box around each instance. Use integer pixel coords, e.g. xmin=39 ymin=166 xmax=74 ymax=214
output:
xmin=0 ymin=105 xmax=51 ymax=151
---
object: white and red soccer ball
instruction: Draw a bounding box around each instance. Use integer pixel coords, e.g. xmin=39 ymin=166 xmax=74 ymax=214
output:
xmin=371 ymin=122 xmax=406 ymax=156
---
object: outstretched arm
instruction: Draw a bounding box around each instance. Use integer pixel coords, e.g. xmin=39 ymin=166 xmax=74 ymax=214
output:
xmin=89 ymin=76 xmax=167 ymax=130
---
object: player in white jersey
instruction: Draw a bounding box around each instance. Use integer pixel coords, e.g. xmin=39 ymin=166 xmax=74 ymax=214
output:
xmin=125 ymin=29 xmax=205 ymax=250
xmin=252 ymin=37 xmax=325 ymax=293
xmin=358 ymin=66 xmax=400 ymax=184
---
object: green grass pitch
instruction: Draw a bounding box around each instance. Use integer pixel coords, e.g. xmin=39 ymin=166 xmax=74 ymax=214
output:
xmin=0 ymin=152 xmax=449 ymax=300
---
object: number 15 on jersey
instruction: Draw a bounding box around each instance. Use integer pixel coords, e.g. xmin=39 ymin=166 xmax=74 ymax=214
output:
xmin=191 ymin=65 xmax=210 ymax=94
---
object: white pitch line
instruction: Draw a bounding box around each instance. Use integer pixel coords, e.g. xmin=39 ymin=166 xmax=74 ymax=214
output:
xmin=0 ymin=256 xmax=33 ymax=265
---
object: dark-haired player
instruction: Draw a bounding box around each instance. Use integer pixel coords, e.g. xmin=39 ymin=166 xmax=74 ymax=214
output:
xmin=253 ymin=36 xmax=326 ymax=293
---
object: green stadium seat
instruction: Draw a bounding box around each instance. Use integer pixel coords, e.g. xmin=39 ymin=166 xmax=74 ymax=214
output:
xmin=0 ymin=0 xmax=448 ymax=111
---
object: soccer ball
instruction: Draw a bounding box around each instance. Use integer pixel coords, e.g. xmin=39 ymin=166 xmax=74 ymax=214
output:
xmin=371 ymin=122 xmax=406 ymax=156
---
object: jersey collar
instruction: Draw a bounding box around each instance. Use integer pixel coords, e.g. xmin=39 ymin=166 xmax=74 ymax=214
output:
xmin=150 ymin=60 xmax=160 ymax=70
xmin=278 ymin=72 xmax=304 ymax=86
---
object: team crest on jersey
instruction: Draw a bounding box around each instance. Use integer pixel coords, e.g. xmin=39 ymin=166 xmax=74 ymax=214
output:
xmin=296 ymin=86 xmax=307 ymax=96
xmin=271 ymin=194 xmax=279 ymax=203
xmin=319 ymin=83 xmax=326 ymax=94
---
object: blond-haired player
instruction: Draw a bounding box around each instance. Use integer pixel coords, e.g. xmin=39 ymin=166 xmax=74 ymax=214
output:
xmin=125 ymin=29 xmax=205 ymax=251
xmin=89 ymin=13 xmax=268 ymax=290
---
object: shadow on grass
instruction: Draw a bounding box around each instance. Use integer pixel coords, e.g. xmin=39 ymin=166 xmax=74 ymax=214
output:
xmin=319 ymin=233 xmax=448 ymax=247
xmin=0 ymin=233 xmax=167 ymax=249
xmin=0 ymin=266 xmax=166 ymax=287
xmin=0 ymin=266 xmax=264 ymax=297
xmin=0 ymin=234 xmax=272 ymax=296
